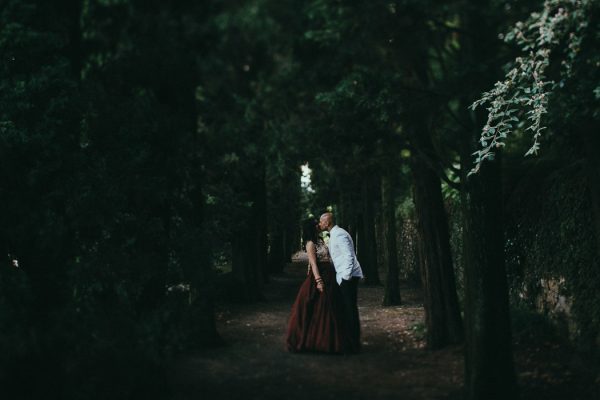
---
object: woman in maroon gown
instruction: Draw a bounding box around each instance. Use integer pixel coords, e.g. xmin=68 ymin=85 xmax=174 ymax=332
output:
xmin=285 ymin=218 xmax=350 ymax=354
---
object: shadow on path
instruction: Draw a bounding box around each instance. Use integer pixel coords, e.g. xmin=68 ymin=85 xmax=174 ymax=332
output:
xmin=168 ymin=262 xmax=463 ymax=400
xmin=167 ymin=261 xmax=599 ymax=400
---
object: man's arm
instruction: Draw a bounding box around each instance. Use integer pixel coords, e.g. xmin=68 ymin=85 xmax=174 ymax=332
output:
xmin=335 ymin=231 xmax=355 ymax=281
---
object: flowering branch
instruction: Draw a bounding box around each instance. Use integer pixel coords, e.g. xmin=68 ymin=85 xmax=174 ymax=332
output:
xmin=469 ymin=0 xmax=591 ymax=175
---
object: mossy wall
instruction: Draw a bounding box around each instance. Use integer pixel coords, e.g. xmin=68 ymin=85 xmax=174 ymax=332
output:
xmin=504 ymin=160 xmax=600 ymax=352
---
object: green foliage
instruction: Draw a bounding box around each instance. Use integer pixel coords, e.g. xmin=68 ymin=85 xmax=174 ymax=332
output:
xmin=2 ymin=0 xmax=599 ymax=395
xmin=1 ymin=1 xmax=217 ymax=397
xmin=471 ymin=0 xmax=598 ymax=174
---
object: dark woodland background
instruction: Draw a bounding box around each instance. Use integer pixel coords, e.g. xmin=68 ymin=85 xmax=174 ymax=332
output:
xmin=0 ymin=0 xmax=598 ymax=399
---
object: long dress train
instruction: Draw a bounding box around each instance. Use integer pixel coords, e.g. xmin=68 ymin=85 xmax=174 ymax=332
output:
xmin=285 ymin=244 xmax=350 ymax=353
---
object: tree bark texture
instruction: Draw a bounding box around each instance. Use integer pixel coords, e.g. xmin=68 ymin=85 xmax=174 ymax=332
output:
xmin=267 ymin=167 xmax=301 ymax=273
xmin=461 ymin=158 xmax=518 ymax=400
xmin=231 ymin=168 xmax=267 ymax=301
xmin=411 ymin=145 xmax=464 ymax=349
xmin=382 ymin=173 xmax=401 ymax=306
xmin=359 ymin=176 xmax=381 ymax=285
xmin=456 ymin=4 xmax=519 ymax=394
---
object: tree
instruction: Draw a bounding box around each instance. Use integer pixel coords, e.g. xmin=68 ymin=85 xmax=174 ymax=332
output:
xmin=470 ymin=0 xmax=600 ymax=259
xmin=381 ymin=170 xmax=402 ymax=306
xmin=297 ymin=0 xmax=464 ymax=345
xmin=2 ymin=1 xmax=222 ymax=396
xmin=462 ymin=3 xmax=600 ymax=395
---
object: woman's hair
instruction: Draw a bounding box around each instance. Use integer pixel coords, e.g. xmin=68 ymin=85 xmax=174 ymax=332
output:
xmin=301 ymin=217 xmax=320 ymax=248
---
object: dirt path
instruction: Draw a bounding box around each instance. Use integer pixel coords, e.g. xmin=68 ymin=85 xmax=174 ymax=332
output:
xmin=167 ymin=262 xmax=598 ymax=400
xmin=168 ymin=262 xmax=462 ymax=400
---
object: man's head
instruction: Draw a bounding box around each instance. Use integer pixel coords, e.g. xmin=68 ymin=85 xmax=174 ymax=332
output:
xmin=319 ymin=212 xmax=335 ymax=232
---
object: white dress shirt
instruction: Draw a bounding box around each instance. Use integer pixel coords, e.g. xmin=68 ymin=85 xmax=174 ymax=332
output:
xmin=327 ymin=225 xmax=364 ymax=285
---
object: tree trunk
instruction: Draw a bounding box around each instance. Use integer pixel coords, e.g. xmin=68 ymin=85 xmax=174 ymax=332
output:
xmin=138 ymin=199 xmax=171 ymax=312
xmin=268 ymin=232 xmax=286 ymax=273
xmin=284 ymin=222 xmax=299 ymax=261
xmin=232 ymin=229 xmax=263 ymax=301
xmin=338 ymin=188 xmax=358 ymax=241
xmin=382 ymin=172 xmax=401 ymax=306
xmin=461 ymin=157 xmax=518 ymax=400
xmin=359 ymin=176 xmax=381 ymax=285
xmin=455 ymin=4 xmax=519 ymax=395
xmin=268 ymin=167 xmax=301 ymax=272
xmin=256 ymin=167 xmax=269 ymax=283
xmin=231 ymin=170 xmax=266 ymax=301
xmin=411 ymin=135 xmax=463 ymax=349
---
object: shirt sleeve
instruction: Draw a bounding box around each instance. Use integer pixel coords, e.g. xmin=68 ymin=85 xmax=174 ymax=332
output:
xmin=335 ymin=231 xmax=355 ymax=281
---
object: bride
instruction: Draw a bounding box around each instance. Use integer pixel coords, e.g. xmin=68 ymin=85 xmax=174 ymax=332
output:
xmin=285 ymin=217 xmax=350 ymax=353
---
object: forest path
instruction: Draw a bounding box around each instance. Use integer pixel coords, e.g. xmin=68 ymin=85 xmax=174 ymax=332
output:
xmin=168 ymin=261 xmax=462 ymax=400
xmin=167 ymin=261 xmax=597 ymax=400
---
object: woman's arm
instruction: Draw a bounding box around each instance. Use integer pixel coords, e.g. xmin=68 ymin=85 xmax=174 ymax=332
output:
xmin=306 ymin=241 xmax=324 ymax=292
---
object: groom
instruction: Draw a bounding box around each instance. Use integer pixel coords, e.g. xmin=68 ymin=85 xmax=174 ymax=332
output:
xmin=319 ymin=212 xmax=363 ymax=353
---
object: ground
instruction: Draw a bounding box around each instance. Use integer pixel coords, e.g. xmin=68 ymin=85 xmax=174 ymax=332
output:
xmin=168 ymin=260 xmax=599 ymax=400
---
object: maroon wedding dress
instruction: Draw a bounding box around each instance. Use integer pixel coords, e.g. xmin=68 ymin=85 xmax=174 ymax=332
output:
xmin=285 ymin=241 xmax=350 ymax=353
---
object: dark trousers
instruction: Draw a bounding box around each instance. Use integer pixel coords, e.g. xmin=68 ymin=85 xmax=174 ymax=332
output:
xmin=339 ymin=277 xmax=361 ymax=352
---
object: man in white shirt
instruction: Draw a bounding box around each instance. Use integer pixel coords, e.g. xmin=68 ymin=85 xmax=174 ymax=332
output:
xmin=319 ymin=212 xmax=363 ymax=352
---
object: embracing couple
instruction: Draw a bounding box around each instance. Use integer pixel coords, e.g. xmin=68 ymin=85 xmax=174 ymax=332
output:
xmin=285 ymin=212 xmax=363 ymax=354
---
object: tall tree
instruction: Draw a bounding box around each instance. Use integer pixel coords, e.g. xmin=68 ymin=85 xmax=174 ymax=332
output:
xmin=399 ymin=7 xmax=465 ymax=348
xmin=410 ymin=125 xmax=464 ymax=348
xmin=381 ymin=170 xmax=401 ymax=306
xmin=457 ymin=2 xmax=519 ymax=397
xmin=462 ymin=2 xmax=600 ymax=395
